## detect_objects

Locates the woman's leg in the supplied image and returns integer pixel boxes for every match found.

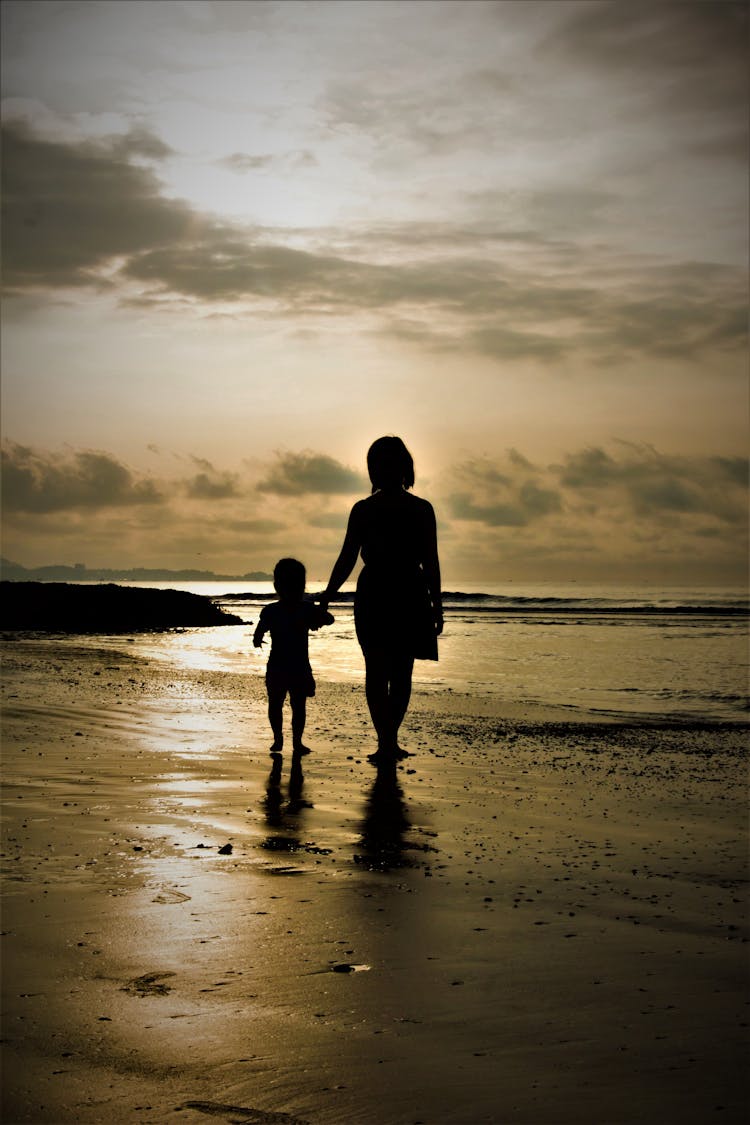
[364,649,394,751]
[388,655,414,746]
[364,650,414,754]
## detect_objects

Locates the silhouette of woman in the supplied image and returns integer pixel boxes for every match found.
[318,436,443,763]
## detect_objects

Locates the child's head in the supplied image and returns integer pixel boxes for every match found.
[273,557,306,600]
[367,435,415,492]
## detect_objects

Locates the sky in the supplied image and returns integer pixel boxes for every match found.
[1,0,748,585]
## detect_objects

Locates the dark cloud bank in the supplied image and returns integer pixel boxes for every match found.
[2,440,746,582]
[256,451,367,497]
[0,442,367,514]
[3,440,746,532]
[1,442,163,513]
[2,118,746,365]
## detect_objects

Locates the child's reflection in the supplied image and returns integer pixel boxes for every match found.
[261,750,309,851]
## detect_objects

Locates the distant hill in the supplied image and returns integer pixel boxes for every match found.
[1,581,245,633]
[0,558,272,583]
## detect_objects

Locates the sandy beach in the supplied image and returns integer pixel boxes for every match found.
[1,636,747,1124]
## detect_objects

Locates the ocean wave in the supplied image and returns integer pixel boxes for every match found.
[442,592,749,615]
[216,589,748,618]
[445,605,748,617]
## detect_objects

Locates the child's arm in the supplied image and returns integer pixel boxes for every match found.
[253,607,269,648]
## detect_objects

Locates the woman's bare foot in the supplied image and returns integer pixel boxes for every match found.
[269,740,283,756]
[368,749,397,766]
[292,742,311,756]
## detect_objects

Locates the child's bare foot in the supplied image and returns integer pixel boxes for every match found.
[292,743,311,756]
[269,740,283,756]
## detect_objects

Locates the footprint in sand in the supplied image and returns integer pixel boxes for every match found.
[151,886,191,904]
[181,1102,310,1124]
[121,971,175,997]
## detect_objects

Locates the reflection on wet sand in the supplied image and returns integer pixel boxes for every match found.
[259,752,313,860]
[355,757,414,872]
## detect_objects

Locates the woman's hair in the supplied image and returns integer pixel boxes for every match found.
[367,435,415,492]
[273,557,306,597]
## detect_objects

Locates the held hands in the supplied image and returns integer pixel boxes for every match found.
[313,589,442,634]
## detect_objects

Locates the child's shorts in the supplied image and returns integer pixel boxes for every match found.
[266,664,316,699]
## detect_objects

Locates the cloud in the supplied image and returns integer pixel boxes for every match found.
[448,492,530,528]
[453,460,513,489]
[123,237,357,302]
[184,457,241,500]
[320,73,508,159]
[110,126,174,162]
[542,1,749,126]
[520,481,564,518]
[220,152,275,172]
[583,296,747,361]
[441,444,749,539]
[1,119,194,290]
[219,150,318,173]
[508,448,536,471]
[470,324,567,363]
[257,451,367,496]
[631,477,701,515]
[712,456,748,487]
[1,442,163,513]
[555,444,749,523]
[447,456,562,527]
[556,447,621,488]
[122,240,749,363]
[309,512,350,530]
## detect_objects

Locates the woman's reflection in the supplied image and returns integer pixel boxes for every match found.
[356,757,413,872]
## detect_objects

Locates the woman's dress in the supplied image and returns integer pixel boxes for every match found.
[353,492,438,661]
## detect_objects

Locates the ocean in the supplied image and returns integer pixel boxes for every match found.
[91,581,748,722]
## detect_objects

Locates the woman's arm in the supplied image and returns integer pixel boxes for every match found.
[421,501,443,635]
[308,605,335,630]
[318,504,362,608]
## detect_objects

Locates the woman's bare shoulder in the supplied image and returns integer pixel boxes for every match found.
[347,496,371,528]
[355,490,434,520]
[407,492,435,516]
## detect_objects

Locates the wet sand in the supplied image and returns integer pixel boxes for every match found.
[1,637,748,1124]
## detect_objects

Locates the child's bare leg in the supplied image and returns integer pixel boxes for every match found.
[267,685,285,753]
[290,692,310,754]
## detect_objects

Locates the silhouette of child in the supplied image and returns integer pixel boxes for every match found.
[253,558,334,757]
